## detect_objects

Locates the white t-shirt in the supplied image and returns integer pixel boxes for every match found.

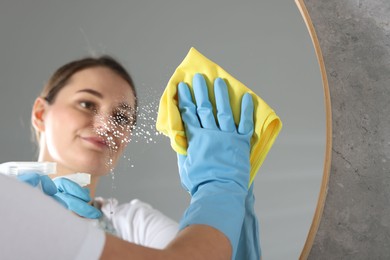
[0,174,105,260]
[92,197,179,249]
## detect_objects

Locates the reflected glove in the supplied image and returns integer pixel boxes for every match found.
[53,178,102,219]
[16,173,67,208]
[235,184,261,260]
[177,73,254,258]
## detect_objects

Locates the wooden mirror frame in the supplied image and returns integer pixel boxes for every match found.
[294,0,332,258]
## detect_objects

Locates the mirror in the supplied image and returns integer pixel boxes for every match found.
[0,0,330,258]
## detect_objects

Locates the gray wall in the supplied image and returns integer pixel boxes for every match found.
[304,0,390,259]
[0,1,326,259]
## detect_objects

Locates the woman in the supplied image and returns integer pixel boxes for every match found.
[23,55,256,259]
[31,56,179,248]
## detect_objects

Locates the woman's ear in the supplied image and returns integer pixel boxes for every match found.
[31,97,48,132]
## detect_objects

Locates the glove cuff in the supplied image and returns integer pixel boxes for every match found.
[179,182,247,258]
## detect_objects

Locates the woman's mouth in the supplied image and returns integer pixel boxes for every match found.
[81,136,109,149]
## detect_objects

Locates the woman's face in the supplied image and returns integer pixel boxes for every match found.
[37,66,136,176]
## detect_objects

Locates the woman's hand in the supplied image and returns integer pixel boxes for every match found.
[16,173,68,208]
[53,178,102,219]
[176,73,254,258]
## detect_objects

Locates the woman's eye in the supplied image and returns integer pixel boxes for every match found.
[80,101,96,112]
[114,113,130,126]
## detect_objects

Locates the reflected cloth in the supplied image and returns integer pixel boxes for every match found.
[156,47,282,186]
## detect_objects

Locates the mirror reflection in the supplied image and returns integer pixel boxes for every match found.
[0,1,326,259]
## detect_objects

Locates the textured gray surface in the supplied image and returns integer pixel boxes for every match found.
[305,0,390,258]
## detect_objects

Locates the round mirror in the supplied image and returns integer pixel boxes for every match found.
[0,0,329,258]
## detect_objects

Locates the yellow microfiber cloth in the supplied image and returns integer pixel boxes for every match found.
[156,47,282,186]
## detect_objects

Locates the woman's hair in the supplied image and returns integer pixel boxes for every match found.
[33,55,138,142]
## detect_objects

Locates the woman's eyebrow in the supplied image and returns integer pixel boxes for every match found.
[76,88,103,98]
[117,103,135,112]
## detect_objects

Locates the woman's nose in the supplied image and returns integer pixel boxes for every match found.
[93,113,114,134]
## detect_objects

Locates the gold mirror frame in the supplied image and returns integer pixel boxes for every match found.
[295,0,332,259]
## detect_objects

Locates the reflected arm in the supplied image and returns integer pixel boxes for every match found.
[101,225,231,260]
[2,174,231,259]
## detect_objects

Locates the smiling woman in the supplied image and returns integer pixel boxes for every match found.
[30,56,181,247]
[32,66,136,174]
[0,0,329,259]
[32,60,137,180]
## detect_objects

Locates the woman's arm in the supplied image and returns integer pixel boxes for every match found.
[101,225,231,260]
[1,174,231,259]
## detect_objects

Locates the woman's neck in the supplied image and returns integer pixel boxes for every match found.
[88,176,99,198]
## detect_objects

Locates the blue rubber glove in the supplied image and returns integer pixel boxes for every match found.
[235,184,261,260]
[177,73,254,258]
[53,178,102,219]
[16,173,67,208]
